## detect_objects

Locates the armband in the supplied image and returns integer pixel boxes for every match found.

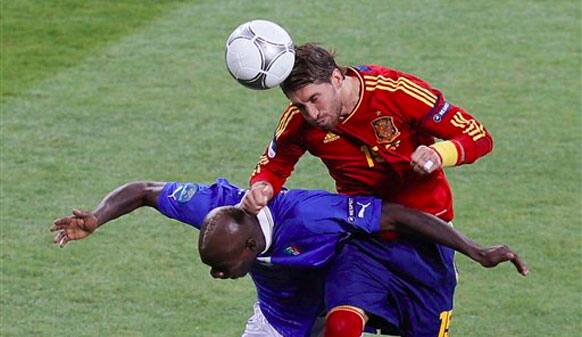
[430,141,460,167]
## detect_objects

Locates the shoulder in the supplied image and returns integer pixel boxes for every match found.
[274,104,307,139]
[351,64,401,79]
[354,64,429,83]
[161,178,244,207]
[352,65,432,93]
[157,178,246,228]
[354,65,439,108]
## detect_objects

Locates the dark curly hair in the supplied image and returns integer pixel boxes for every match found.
[280,43,346,95]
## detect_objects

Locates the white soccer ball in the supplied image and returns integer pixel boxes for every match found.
[225,20,295,90]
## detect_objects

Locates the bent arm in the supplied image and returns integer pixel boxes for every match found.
[380,203,528,276]
[92,181,165,228]
[51,181,166,246]
[380,203,480,256]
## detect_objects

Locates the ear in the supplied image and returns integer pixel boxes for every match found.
[246,238,259,252]
[331,68,344,89]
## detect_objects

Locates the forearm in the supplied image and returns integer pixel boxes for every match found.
[92,181,162,227]
[424,103,494,167]
[380,203,483,260]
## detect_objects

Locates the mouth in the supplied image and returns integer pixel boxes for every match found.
[317,121,334,131]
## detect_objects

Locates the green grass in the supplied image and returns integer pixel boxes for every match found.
[1,0,580,336]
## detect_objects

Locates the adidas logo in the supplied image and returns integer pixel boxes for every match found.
[323,132,340,143]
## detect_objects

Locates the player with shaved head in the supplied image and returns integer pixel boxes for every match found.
[52,178,527,337]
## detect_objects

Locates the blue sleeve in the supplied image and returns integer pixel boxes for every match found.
[157,178,246,229]
[272,190,382,234]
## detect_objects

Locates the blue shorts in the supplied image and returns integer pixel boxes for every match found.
[325,236,457,337]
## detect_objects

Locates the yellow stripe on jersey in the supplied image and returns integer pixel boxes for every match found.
[275,106,300,139]
[364,76,436,105]
[450,112,487,141]
[370,76,437,104]
[363,75,437,107]
[366,82,435,107]
[274,105,294,136]
[251,154,270,176]
[452,112,470,124]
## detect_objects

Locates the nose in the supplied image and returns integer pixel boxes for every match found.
[210,268,227,279]
[305,104,319,120]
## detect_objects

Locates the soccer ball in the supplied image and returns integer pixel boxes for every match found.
[225,20,295,90]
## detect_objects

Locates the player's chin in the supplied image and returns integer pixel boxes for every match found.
[230,271,250,279]
[316,121,335,131]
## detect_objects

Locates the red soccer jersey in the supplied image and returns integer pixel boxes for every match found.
[250,65,494,221]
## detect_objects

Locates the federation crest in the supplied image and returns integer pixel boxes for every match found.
[284,246,302,256]
[371,115,400,144]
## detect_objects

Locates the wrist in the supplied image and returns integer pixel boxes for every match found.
[92,211,106,229]
[252,181,272,189]
[254,181,274,195]
[466,245,485,263]
[429,141,460,167]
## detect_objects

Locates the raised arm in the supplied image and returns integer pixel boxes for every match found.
[50,181,165,247]
[243,105,307,215]
[380,203,528,276]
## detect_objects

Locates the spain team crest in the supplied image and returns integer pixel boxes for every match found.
[371,116,400,144]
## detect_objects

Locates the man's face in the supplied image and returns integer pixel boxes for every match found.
[207,246,256,280]
[287,70,343,131]
[199,207,262,280]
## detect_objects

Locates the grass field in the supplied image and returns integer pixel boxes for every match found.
[1,1,580,336]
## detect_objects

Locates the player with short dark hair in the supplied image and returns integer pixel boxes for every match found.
[244,44,494,220]
[242,43,497,336]
[280,43,346,95]
[51,179,527,337]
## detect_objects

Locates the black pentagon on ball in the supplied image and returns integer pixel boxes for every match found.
[238,73,268,90]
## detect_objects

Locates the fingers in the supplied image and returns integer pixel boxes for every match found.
[50,216,74,231]
[482,245,529,277]
[50,211,89,247]
[510,252,529,276]
[50,209,88,231]
[253,183,273,205]
[261,185,273,202]
[52,230,70,248]
[240,191,257,215]
[240,183,274,215]
[410,145,441,175]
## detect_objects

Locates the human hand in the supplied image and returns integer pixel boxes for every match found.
[240,182,274,215]
[411,145,442,175]
[50,209,98,247]
[474,245,529,276]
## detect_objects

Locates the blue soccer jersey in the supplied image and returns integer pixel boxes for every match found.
[254,189,381,267]
[157,178,246,228]
[157,178,383,337]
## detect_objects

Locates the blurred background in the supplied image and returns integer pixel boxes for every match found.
[1,1,580,336]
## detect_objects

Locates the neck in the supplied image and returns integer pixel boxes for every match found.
[340,75,360,118]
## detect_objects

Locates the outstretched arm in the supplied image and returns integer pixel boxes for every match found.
[50,181,165,247]
[380,203,528,276]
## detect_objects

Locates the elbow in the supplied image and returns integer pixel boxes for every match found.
[380,203,408,232]
[123,181,161,208]
[486,133,494,155]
